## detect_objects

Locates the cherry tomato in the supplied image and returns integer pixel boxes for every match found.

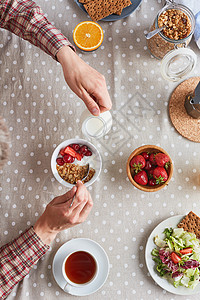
[171,252,181,264]
[179,248,193,255]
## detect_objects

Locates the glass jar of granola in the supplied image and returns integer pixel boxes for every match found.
[147,2,197,81]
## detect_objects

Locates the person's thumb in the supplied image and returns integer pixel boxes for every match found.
[81,90,100,116]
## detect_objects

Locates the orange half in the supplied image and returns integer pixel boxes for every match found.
[73,21,104,51]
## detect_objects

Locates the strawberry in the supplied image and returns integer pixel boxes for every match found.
[64,146,77,157]
[59,148,65,156]
[75,152,83,161]
[153,167,168,184]
[130,155,146,173]
[64,146,83,161]
[134,170,148,186]
[149,153,157,165]
[155,153,170,167]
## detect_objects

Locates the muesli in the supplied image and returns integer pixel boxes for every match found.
[147,8,192,59]
[56,163,95,184]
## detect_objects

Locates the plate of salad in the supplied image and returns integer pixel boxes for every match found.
[145,215,200,295]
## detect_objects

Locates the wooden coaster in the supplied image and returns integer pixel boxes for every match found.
[169,77,200,143]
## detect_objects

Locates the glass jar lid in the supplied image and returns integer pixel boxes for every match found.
[160,48,197,81]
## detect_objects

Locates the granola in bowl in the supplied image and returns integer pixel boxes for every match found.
[56,163,95,184]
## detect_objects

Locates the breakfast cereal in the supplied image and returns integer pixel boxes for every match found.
[147,8,193,59]
[56,163,95,184]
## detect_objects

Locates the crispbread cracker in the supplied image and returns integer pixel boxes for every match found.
[177,211,200,238]
[115,7,123,15]
[78,0,92,4]
[84,0,131,21]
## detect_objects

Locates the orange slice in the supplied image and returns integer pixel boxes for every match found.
[73,21,104,51]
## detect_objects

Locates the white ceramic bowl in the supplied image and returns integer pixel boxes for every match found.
[51,138,102,188]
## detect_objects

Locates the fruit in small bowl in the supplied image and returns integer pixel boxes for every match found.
[126,145,173,192]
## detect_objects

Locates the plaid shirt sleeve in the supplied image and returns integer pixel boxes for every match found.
[0,0,75,60]
[0,227,50,300]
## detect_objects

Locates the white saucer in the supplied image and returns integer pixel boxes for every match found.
[52,238,109,296]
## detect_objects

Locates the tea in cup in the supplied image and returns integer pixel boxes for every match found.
[62,250,98,292]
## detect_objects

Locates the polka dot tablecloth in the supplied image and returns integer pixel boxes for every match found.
[1,0,200,299]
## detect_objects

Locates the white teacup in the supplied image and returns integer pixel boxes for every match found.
[62,250,98,293]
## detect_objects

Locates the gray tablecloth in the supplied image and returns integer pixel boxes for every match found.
[1,0,200,299]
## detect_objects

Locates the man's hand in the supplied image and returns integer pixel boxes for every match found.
[34,181,93,244]
[56,46,112,116]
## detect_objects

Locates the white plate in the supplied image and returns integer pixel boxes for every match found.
[145,215,200,295]
[51,138,102,188]
[52,238,109,296]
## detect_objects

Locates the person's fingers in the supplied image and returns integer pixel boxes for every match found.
[81,88,100,116]
[69,181,88,210]
[90,76,112,111]
[72,196,89,216]
[78,196,93,221]
[50,186,77,205]
[74,183,92,211]
[71,190,92,218]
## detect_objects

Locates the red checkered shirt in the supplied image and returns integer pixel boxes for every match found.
[0,1,74,298]
[0,0,74,59]
[0,227,50,299]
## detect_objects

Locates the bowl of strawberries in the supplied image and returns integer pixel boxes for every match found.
[51,138,102,188]
[126,145,173,192]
